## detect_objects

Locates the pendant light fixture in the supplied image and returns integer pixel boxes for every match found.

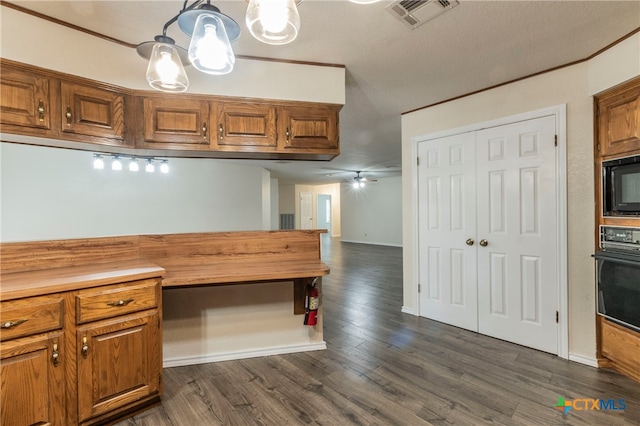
[136,1,240,91]
[246,0,301,45]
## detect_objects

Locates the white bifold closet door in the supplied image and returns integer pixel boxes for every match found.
[418,115,558,354]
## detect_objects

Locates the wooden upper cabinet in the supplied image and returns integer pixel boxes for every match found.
[279,105,339,151]
[597,77,640,158]
[60,82,125,141]
[214,102,277,149]
[0,66,51,132]
[142,97,211,148]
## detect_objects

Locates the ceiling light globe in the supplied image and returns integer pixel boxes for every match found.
[246,0,300,45]
[146,42,189,92]
[93,155,105,170]
[188,13,235,75]
[111,157,123,171]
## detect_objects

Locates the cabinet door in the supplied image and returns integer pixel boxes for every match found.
[76,310,161,423]
[142,97,210,147]
[60,82,125,141]
[0,66,51,130]
[214,102,277,149]
[598,78,640,157]
[279,105,339,151]
[0,332,65,426]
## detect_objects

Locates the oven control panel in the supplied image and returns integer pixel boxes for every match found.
[600,226,640,250]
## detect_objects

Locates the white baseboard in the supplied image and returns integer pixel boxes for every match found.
[163,341,327,368]
[401,306,416,315]
[568,352,598,368]
[340,239,402,248]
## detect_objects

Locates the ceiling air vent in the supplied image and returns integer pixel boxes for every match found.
[387,0,459,30]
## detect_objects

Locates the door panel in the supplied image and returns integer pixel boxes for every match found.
[418,132,478,331]
[300,192,314,229]
[476,115,558,354]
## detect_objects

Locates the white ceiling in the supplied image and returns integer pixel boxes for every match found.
[7,0,640,184]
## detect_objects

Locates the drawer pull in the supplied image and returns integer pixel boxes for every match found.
[81,336,88,358]
[65,106,72,126]
[52,343,59,366]
[106,298,134,307]
[37,99,45,121]
[1,319,28,329]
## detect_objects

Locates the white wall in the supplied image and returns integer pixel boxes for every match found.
[0,143,265,241]
[341,176,402,246]
[401,33,640,362]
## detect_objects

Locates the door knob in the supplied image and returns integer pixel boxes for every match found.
[479,239,488,247]
[465,239,474,246]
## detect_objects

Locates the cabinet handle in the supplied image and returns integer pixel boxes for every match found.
[37,99,45,122]
[65,106,72,126]
[52,343,59,367]
[81,336,88,358]
[202,122,207,138]
[286,127,290,141]
[219,123,223,140]
[1,319,28,329]
[106,298,134,307]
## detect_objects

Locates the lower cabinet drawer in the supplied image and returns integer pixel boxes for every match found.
[76,278,159,324]
[0,295,64,341]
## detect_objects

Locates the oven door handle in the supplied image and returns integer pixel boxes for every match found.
[592,251,640,266]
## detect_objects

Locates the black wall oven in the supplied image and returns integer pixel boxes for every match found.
[594,226,640,332]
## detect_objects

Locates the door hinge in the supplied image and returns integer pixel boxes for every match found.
[556,311,559,323]
[554,135,558,147]
[418,283,421,293]
[417,157,420,166]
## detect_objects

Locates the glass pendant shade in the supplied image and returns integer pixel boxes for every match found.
[188,13,235,75]
[246,0,300,45]
[146,42,189,92]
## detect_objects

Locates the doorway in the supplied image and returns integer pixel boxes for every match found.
[317,194,332,234]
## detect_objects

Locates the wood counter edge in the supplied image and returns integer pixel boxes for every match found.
[0,258,165,301]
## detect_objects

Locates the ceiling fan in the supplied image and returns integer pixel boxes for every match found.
[351,171,377,188]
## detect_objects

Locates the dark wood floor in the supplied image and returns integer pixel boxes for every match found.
[116,237,640,425]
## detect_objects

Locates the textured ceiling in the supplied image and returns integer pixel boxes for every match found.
[5,0,640,184]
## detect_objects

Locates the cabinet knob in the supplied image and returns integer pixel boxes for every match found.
[1,319,28,329]
[106,298,134,307]
[65,106,72,126]
[81,336,89,357]
[52,343,59,367]
[37,99,45,122]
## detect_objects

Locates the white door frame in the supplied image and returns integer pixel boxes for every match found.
[411,104,568,359]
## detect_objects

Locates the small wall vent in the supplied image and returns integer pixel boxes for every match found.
[387,0,459,30]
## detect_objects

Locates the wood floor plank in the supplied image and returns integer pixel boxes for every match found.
[116,238,640,425]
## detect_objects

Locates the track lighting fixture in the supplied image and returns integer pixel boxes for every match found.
[92,154,169,175]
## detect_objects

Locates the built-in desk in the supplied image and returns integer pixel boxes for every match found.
[0,230,329,425]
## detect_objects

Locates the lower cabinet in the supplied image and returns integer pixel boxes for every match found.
[0,332,66,426]
[77,310,161,423]
[0,276,163,425]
